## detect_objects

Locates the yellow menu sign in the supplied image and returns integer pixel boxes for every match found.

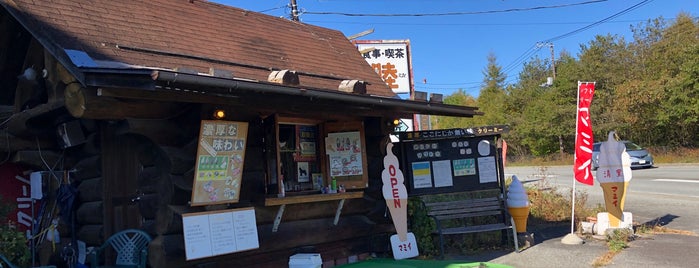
[191,120,248,206]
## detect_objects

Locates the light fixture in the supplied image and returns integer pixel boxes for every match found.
[387,118,400,127]
[213,109,226,119]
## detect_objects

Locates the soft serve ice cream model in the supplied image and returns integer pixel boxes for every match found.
[506,175,530,233]
[382,142,418,259]
[596,131,632,230]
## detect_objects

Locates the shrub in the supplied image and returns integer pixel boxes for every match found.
[0,195,31,267]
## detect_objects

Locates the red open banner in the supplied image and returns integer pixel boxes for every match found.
[574,82,595,185]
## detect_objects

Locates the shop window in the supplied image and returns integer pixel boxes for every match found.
[263,115,368,197]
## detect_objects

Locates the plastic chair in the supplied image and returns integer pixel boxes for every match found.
[0,254,17,268]
[90,229,152,268]
[0,253,56,268]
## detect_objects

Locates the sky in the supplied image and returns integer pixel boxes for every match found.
[211,0,696,98]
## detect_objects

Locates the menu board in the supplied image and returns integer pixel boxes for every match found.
[182,207,259,260]
[398,133,503,196]
[191,120,248,206]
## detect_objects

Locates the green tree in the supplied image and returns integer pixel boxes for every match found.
[644,14,699,146]
[505,56,551,156]
[615,13,699,146]
[432,89,477,129]
[577,33,635,143]
[435,12,699,158]
[475,53,508,127]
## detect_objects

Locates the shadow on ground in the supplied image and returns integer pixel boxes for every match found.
[442,221,571,262]
[640,214,679,228]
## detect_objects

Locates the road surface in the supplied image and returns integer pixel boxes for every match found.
[505,164,699,233]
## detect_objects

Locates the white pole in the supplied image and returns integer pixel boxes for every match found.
[562,82,584,244]
[570,81,581,235]
[570,175,577,233]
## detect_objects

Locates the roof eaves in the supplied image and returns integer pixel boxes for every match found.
[150,70,481,118]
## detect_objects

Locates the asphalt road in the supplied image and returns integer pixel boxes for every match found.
[504,164,699,233]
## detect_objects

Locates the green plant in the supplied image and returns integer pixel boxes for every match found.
[606,228,633,252]
[408,197,437,257]
[0,195,31,267]
[526,166,604,224]
[410,191,511,256]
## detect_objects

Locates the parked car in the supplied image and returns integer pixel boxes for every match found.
[591,140,654,170]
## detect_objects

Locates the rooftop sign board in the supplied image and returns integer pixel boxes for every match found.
[355,40,412,94]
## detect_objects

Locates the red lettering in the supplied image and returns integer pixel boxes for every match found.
[387,164,402,207]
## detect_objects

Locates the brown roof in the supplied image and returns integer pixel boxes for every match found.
[2,0,395,97]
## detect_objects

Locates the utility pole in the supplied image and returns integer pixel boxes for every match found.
[549,43,556,79]
[290,0,300,21]
[548,43,565,155]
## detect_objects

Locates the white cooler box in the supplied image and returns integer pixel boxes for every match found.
[288,253,322,268]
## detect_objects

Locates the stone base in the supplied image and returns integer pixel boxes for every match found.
[595,212,633,235]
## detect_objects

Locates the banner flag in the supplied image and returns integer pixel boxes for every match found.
[574,82,595,185]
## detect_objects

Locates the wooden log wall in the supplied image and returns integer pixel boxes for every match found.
[4,33,398,267]
[10,97,397,267]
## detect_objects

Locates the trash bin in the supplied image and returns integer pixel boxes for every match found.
[288,253,322,268]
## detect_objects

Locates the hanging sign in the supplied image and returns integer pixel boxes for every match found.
[191,120,248,206]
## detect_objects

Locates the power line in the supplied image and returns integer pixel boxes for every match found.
[256,4,289,14]
[304,18,668,27]
[541,0,655,43]
[501,44,541,76]
[303,0,608,17]
[498,0,656,85]
[426,0,657,88]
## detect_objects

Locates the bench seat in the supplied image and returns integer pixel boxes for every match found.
[424,196,519,257]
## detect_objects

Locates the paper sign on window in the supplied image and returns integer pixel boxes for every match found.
[325,131,363,177]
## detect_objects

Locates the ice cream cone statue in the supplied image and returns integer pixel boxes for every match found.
[382,142,418,259]
[596,131,632,228]
[506,175,530,233]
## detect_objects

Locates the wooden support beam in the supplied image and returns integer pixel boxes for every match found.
[0,129,56,151]
[11,150,62,169]
[97,87,241,105]
[5,97,65,137]
[64,84,186,119]
[111,118,196,147]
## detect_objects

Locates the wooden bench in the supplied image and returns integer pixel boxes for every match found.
[424,196,519,257]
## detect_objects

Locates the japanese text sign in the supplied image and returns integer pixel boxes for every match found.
[356,41,411,94]
[191,120,248,206]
